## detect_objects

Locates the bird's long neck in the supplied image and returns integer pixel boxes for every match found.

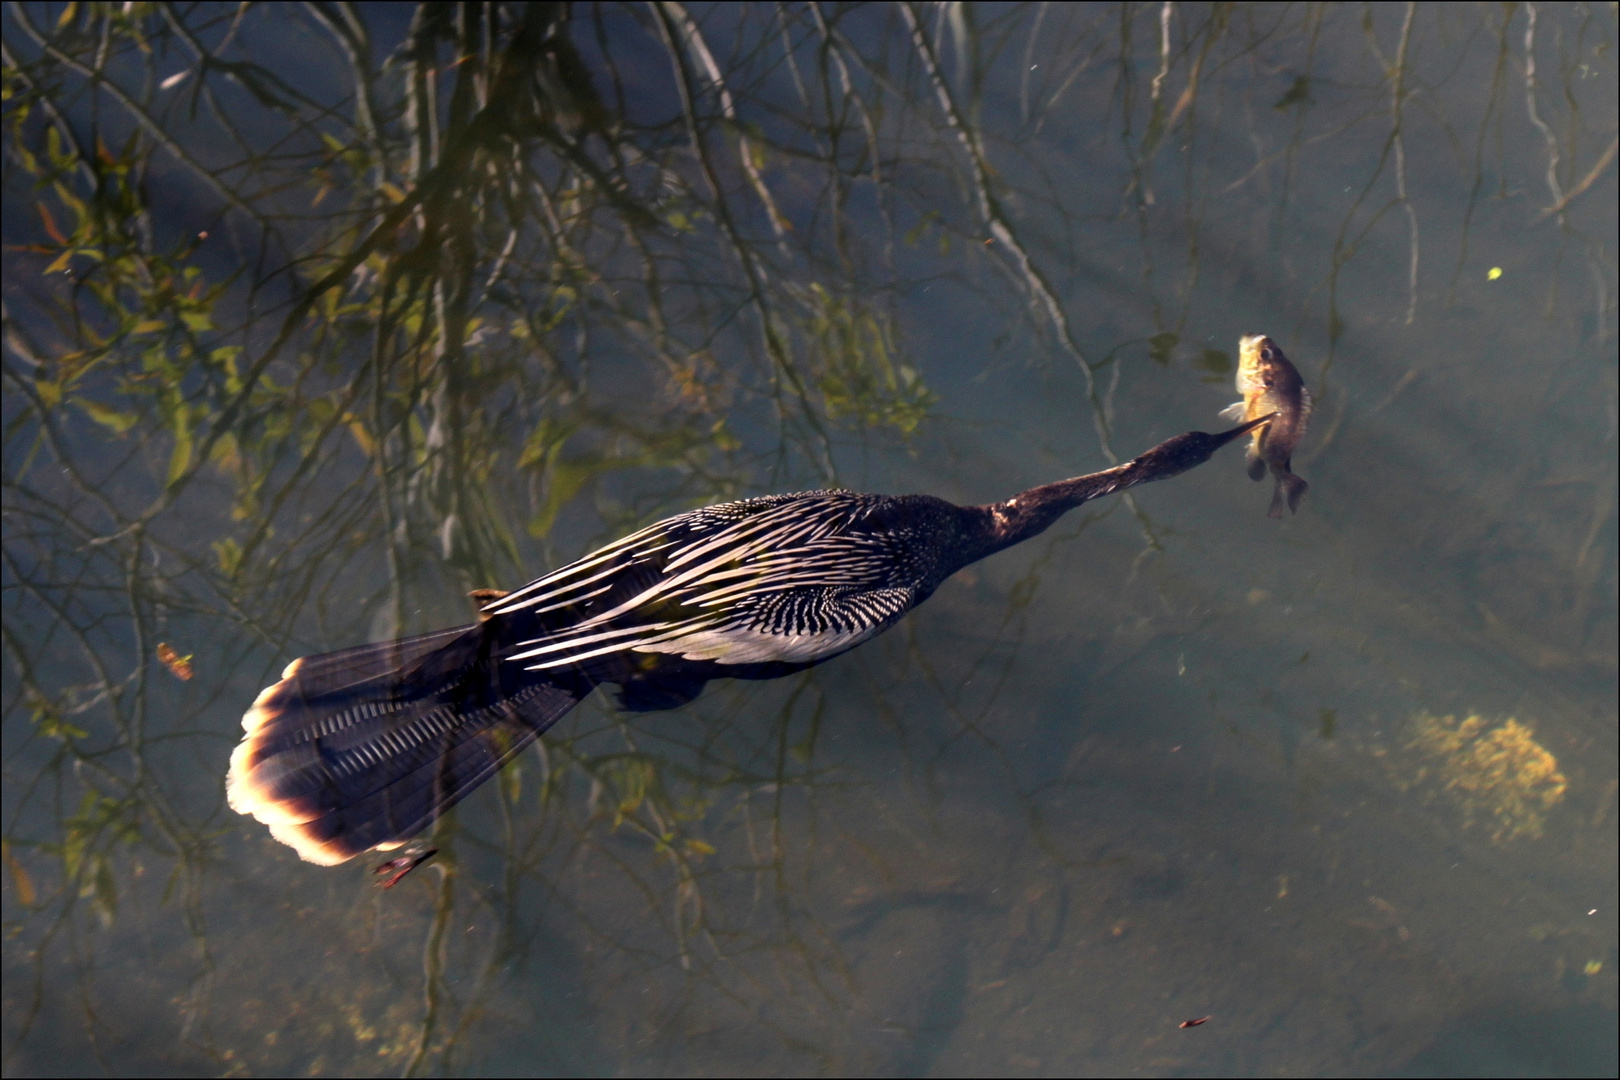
[966,460,1139,561]
[951,416,1271,569]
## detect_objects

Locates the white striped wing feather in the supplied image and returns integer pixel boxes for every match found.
[489,493,927,669]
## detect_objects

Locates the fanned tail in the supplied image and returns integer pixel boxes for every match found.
[1268,469,1309,518]
[227,626,586,865]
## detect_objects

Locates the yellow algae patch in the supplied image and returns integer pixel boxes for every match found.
[1399,713,1567,842]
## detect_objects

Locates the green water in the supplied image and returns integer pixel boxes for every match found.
[3,3,1615,1076]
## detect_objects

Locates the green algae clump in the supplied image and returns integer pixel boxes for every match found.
[1401,713,1568,843]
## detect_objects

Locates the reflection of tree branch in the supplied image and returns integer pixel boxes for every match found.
[402,863,456,1079]
[302,1,390,173]
[1390,2,1419,324]
[6,4,265,226]
[1361,2,1422,325]
[0,40,98,192]
[900,3,1118,460]
[1536,135,1618,222]
[1522,4,1566,221]
[900,1,1167,546]
[156,2,264,164]
[0,345,129,535]
[1448,6,1513,302]
[651,0,838,481]
[662,2,791,255]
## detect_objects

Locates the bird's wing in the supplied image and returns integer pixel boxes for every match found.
[491,492,920,670]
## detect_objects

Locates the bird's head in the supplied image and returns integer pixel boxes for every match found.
[1125,413,1275,485]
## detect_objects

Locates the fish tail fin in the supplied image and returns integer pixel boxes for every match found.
[1284,472,1309,513]
[227,627,585,865]
[1268,470,1309,518]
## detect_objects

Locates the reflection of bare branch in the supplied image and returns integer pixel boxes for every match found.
[900,2,1119,462]
[6,4,264,225]
[1523,4,1566,219]
[1391,2,1419,325]
[651,0,838,480]
[402,865,456,1079]
[662,2,791,254]
[1019,1,1049,127]
[302,1,389,172]
[1360,2,1422,325]
[1448,5,1513,302]
[1536,135,1619,221]
[1150,2,1174,110]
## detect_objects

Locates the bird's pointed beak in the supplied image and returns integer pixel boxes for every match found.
[1117,411,1282,488]
[1209,412,1275,448]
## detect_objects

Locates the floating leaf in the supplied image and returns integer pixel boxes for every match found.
[1148,332,1179,366]
[1192,348,1232,383]
[166,409,194,487]
[343,413,374,456]
[1,840,36,907]
[156,642,194,681]
[1273,74,1313,110]
[37,201,67,244]
[84,853,117,929]
[77,398,138,434]
[212,537,243,577]
[24,689,86,741]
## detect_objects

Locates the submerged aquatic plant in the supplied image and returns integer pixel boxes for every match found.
[1400,713,1569,843]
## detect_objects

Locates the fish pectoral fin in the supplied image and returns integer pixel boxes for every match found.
[1246,447,1268,482]
[1218,401,1247,422]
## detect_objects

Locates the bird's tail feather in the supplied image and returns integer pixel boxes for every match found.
[227,628,584,865]
[270,626,472,695]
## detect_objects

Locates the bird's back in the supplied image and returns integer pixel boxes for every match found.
[486,489,979,677]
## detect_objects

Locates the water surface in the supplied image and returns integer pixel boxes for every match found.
[2,3,1615,1076]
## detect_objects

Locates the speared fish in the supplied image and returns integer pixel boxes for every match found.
[1219,334,1312,517]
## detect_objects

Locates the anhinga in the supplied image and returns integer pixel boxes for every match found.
[228,416,1270,866]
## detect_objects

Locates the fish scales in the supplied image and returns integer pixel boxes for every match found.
[1219,334,1312,517]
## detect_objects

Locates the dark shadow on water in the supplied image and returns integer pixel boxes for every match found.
[1392,1005,1619,1079]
